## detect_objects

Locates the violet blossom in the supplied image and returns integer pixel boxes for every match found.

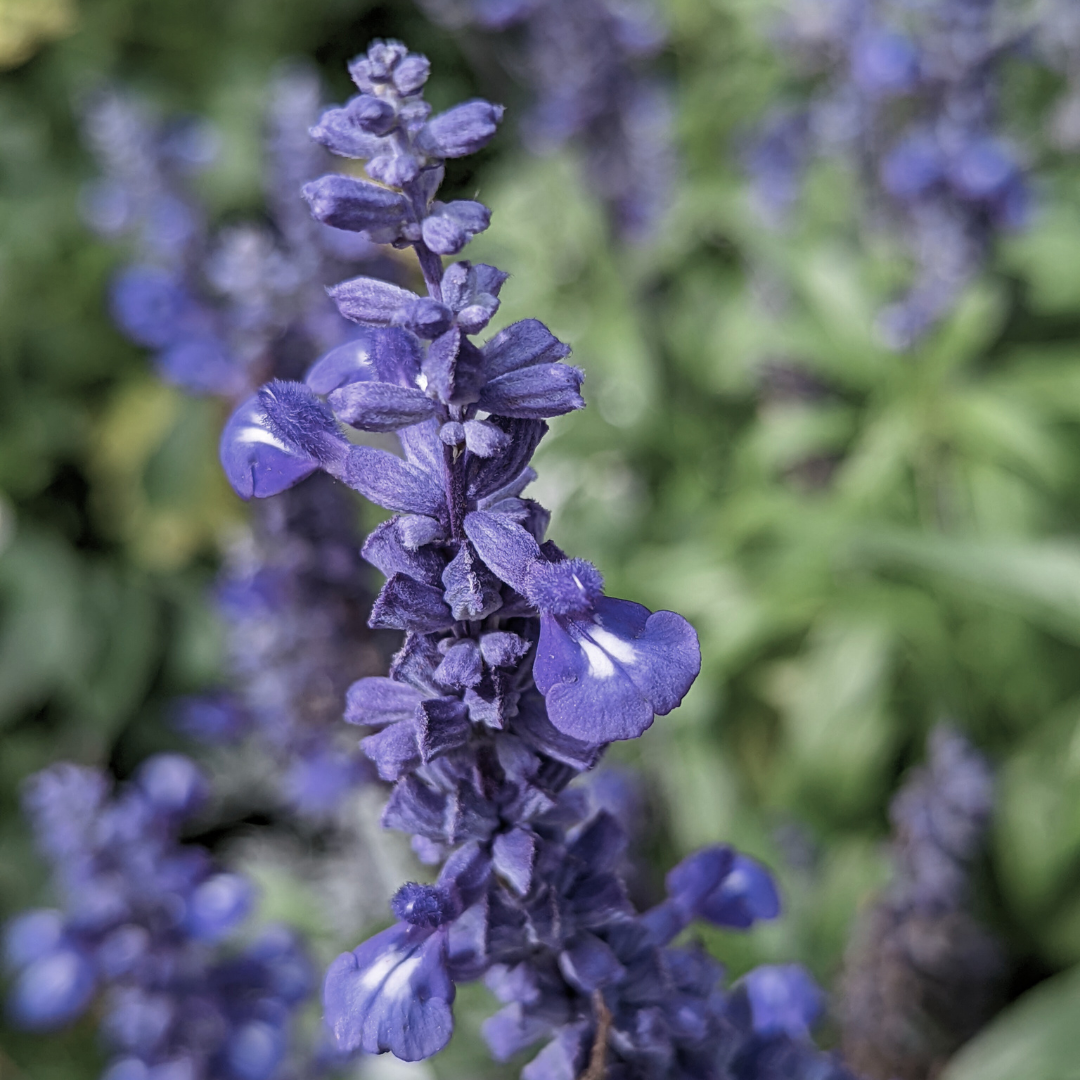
[3,757,313,1080]
[419,0,673,241]
[83,70,392,816]
[217,40,854,1077]
[839,726,1006,1079]
[750,0,1032,347]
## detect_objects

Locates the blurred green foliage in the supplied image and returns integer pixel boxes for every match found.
[7,0,1080,1075]
[470,0,1080,1035]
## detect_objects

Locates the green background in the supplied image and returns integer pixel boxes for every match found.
[7,1,1080,1077]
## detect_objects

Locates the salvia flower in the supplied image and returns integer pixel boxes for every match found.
[752,0,1031,347]
[419,0,673,240]
[216,41,854,1078]
[839,725,1006,1079]
[84,71,391,815]
[3,758,313,1080]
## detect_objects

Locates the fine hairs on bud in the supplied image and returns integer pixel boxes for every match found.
[258,379,344,463]
[524,557,604,615]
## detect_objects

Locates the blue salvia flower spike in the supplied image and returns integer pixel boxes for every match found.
[4,758,313,1080]
[216,41,857,1078]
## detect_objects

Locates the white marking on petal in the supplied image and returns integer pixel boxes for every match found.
[579,639,616,679]
[235,425,290,452]
[356,947,409,996]
[724,867,748,892]
[381,954,424,1000]
[587,626,639,666]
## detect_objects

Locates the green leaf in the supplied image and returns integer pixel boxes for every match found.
[941,964,1080,1080]
[855,531,1080,643]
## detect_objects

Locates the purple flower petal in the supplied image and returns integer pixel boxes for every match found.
[568,812,627,873]
[369,327,424,386]
[740,964,823,1039]
[395,296,454,338]
[442,542,504,621]
[8,948,96,1030]
[347,93,398,136]
[434,640,484,689]
[3,911,64,970]
[483,1003,552,1061]
[481,319,570,379]
[219,394,320,500]
[480,631,530,669]
[184,873,253,941]
[421,200,492,255]
[463,419,511,457]
[397,415,443,474]
[135,754,207,818]
[362,720,425,781]
[323,923,455,1060]
[305,335,377,394]
[362,697,469,779]
[665,846,735,920]
[424,327,486,406]
[463,510,543,595]
[362,518,446,585]
[369,573,456,632]
[533,597,700,743]
[367,150,421,187]
[511,691,603,769]
[393,54,431,94]
[493,828,537,896]
[558,932,625,994]
[310,106,388,159]
[696,853,780,929]
[157,335,241,396]
[226,1020,285,1080]
[398,513,446,549]
[109,265,196,349]
[437,841,493,910]
[521,1022,591,1080]
[467,418,548,501]
[383,776,447,838]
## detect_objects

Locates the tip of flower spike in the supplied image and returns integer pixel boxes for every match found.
[349,41,430,96]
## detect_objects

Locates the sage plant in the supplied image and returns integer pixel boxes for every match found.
[219,41,854,1078]
[83,72,390,814]
[839,726,1005,1079]
[749,0,1030,347]
[4,757,312,1080]
[420,0,672,241]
